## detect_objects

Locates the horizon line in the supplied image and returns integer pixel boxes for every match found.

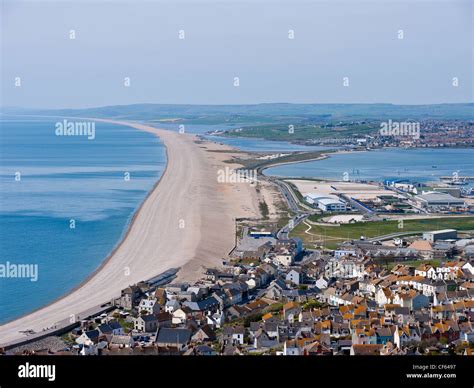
[2,101,474,111]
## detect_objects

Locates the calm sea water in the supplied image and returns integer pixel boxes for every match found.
[265,148,474,188]
[0,117,165,323]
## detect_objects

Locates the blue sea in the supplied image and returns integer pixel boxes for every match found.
[265,148,474,188]
[0,117,166,323]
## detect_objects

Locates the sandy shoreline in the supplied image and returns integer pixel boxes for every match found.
[259,148,369,178]
[0,120,266,347]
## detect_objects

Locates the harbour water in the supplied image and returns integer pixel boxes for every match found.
[265,148,474,188]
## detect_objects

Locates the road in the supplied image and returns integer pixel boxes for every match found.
[277,213,308,240]
[339,193,377,219]
[270,178,300,213]
[262,176,316,240]
[264,177,308,239]
[366,230,424,242]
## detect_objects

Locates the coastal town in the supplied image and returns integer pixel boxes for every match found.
[6,226,472,356]
[218,119,474,149]
[4,162,473,357]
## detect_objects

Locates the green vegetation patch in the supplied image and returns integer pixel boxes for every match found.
[291,216,474,248]
[224,122,380,142]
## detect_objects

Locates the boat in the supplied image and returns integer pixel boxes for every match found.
[448,180,468,186]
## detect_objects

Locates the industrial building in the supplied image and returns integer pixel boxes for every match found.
[415,192,465,208]
[423,229,458,243]
[304,193,346,212]
[432,187,462,198]
[304,193,328,205]
[318,198,347,212]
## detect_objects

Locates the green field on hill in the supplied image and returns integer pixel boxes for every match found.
[223,122,379,142]
[290,216,474,249]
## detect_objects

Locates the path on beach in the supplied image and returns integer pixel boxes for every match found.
[0,120,260,347]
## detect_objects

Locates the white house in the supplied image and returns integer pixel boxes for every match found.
[207,310,225,328]
[434,261,466,280]
[286,269,301,285]
[414,264,435,278]
[232,327,245,345]
[412,279,446,296]
[223,326,245,345]
[316,275,329,290]
[375,288,393,306]
[273,253,294,267]
[138,298,160,315]
[172,308,189,325]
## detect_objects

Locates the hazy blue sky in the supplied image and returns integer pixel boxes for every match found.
[1,0,472,108]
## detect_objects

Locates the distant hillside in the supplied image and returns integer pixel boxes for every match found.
[2,103,474,121]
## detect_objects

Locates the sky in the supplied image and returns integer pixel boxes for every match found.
[1,0,473,108]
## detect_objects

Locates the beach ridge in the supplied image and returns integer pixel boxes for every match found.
[0,119,260,347]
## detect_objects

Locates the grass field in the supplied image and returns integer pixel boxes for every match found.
[383,259,442,270]
[291,216,474,249]
[224,121,380,142]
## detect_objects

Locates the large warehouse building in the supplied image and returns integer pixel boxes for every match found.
[415,192,466,208]
[423,229,458,243]
[305,193,346,212]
